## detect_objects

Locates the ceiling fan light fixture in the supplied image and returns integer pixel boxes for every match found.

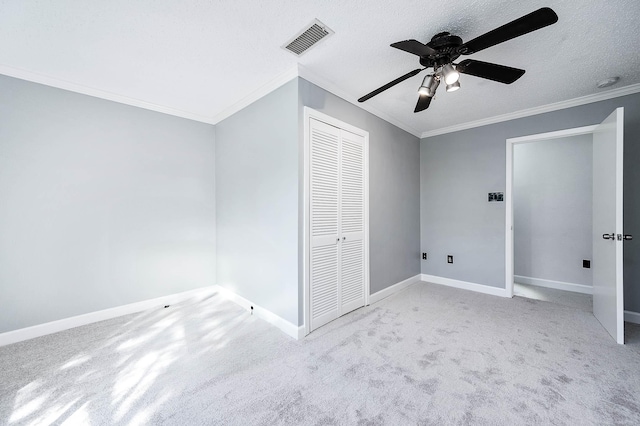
[418,75,431,96]
[358,7,559,113]
[442,63,460,85]
[446,81,461,92]
[430,78,440,96]
[418,75,439,97]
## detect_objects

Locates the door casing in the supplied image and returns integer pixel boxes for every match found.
[505,124,598,298]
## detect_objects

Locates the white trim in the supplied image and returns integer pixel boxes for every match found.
[303,107,370,337]
[505,136,514,298]
[625,310,640,325]
[363,122,371,309]
[421,274,509,298]
[214,286,303,340]
[420,83,640,138]
[210,66,299,124]
[303,107,311,337]
[306,108,370,139]
[507,125,598,144]
[0,286,216,347]
[505,125,597,299]
[298,65,422,138]
[514,275,593,295]
[0,64,217,124]
[5,62,640,138]
[369,274,421,305]
[1,62,418,137]
[614,107,625,345]
[0,64,298,126]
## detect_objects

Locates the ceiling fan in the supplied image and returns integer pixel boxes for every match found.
[358,7,558,112]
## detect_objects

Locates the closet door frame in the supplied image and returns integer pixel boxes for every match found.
[303,107,369,337]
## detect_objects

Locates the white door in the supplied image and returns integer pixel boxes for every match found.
[309,118,340,330]
[339,129,366,314]
[308,118,367,332]
[592,107,624,344]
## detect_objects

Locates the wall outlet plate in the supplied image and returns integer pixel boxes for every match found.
[422,253,427,260]
[583,259,591,268]
[447,255,453,264]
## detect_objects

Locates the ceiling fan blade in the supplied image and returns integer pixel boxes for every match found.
[458,7,558,55]
[414,95,432,113]
[391,39,437,57]
[457,59,525,84]
[358,68,423,102]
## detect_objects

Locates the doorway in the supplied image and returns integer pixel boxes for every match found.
[505,108,626,344]
[511,132,594,312]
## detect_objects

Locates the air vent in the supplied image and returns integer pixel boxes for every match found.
[282,19,334,56]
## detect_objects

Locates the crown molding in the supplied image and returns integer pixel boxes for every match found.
[209,66,299,124]
[8,61,634,140]
[0,64,217,124]
[297,65,421,138]
[209,63,423,137]
[420,83,640,139]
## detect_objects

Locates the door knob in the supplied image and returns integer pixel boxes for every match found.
[602,233,615,240]
[624,234,633,241]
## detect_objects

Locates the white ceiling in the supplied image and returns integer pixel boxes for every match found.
[1,0,639,136]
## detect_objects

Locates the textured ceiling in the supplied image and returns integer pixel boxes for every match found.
[1,0,639,136]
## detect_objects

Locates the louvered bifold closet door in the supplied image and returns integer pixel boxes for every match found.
[339,129,365,315]
[309,119,340,331]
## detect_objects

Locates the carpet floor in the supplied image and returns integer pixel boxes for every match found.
[513,283,593,312]
[1,281,639,425]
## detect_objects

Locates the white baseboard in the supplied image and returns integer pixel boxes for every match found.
[369,274,422,305]
[214,285,303,340]
[0,286,217,347]
[514,275,593,295]
[421,274,509,298]
[625,310,640,325]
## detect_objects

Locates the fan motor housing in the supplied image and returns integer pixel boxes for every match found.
[419,32,463,67]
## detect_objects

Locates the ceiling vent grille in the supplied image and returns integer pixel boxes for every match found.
[282,19,334,56]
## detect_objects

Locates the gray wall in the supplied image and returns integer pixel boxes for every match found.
[513,135,593,286]
[217,77,421,327]
[0,75,216,333]
[299,78,421,311]
[420,92,640,312]
[216,79,300,325]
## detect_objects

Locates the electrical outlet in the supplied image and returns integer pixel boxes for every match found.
[583,260,591,268]
[422,253,427,260]
[488,192,504,202]
[447,255,453,264]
